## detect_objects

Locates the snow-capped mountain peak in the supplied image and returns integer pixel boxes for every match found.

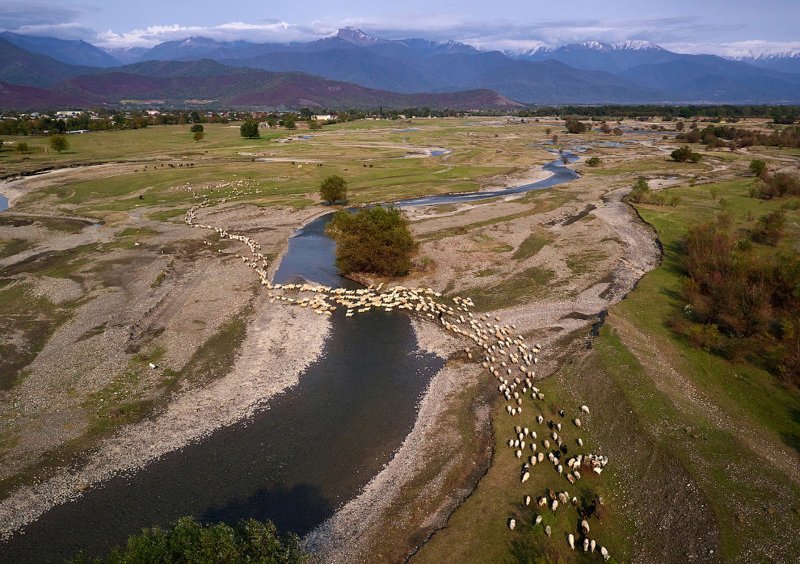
[612,40,662,51]
[335,27,380,46]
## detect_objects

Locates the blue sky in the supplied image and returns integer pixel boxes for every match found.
[1,0,798,56]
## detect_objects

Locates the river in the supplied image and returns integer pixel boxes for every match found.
[0,152,578,562]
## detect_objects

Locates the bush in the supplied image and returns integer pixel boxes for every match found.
[749,159,767,177]
[670,145,701,162]
[240,121,260,139]
[319,175,348,204]
[193,131,204,142]
[16,141,28,154]
[564,119,587,134]
[751,209,786,246]
[69,516,306,563]
[676,215,800,383]
[752,172,800,199]
[586,157,601,167]
[326,206,417,276]
[190,124,204,133]
[628,177,651,203]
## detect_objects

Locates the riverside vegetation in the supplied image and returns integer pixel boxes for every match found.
[0,115,798,562]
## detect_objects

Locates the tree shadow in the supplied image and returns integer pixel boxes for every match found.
[200,482,334,536]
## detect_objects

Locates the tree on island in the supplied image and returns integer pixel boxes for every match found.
[240,121,260,139]
[319,175,348,204]
[326,206,417,276]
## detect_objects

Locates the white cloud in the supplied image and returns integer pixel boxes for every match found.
[663,40,800,58]
[95,20,329,49]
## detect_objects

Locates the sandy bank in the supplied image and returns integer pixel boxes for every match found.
[0,299,330,539]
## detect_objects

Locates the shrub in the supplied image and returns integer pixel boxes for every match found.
[564,119,587,134]
[193,131,204,142]
[749,159,767,177]
[190,124,204,133]
[751,209,786,246]
[16,141,28,154]
[326,206,417,276]
[628,177,651,203]
[319,175,348,205]
[68,516,306,563]
[670,145,701,163]
[676,215,800,383]
[751,172,800,199]
[586,157,601,167]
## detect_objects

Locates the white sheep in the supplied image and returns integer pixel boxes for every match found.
[581,520,590,536]
[524,495,531,506]
[601,546,610,561]
[535,514,542,525]
[509,518,516,530]
[574,418,582,428]
[551,499,559,512]
[568,533,575,550]
[581,405,590,414]
[521,471,530,483]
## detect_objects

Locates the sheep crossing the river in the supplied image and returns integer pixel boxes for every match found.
[187,191,613,560]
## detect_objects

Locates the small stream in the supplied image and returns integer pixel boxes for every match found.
[0,152,579,562]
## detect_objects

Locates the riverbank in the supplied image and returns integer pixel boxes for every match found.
[0,299,330,539]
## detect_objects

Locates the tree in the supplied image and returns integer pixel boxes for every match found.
[564,119,587,134]
[319,175,348,204]
[50,135,69,153]
[599,121,611,134]
[68,516,306,563]
[675,121,685,131]
[308,120,322,130]
[586,157,601,167]
[16,141,28,154]
[326,206,417,276]
[193,131,204,142]
[240,121,260,139]
[283,115,297,130]
[190,124,204,134]
[671,145,701,163]
[749,159,767,177]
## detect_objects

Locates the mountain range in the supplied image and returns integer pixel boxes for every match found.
[1,27,800,109]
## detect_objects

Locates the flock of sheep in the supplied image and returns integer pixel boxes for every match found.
[184,188,613,560]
